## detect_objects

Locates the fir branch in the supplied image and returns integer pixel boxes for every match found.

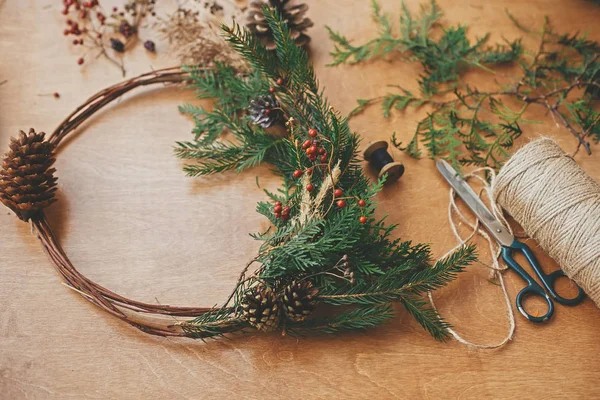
[178,9,476,341]
[400,294,450,341]
[286,304,395,336]
[180,309,247,340]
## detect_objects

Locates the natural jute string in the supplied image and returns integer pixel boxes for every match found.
[493,138,600,307]
[429,167,516,349]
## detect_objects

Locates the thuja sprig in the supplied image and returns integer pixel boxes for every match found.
[176,6,476,341]
[327,0,600,170]
[327,0,522,97]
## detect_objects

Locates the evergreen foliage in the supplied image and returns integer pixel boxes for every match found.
[328,0,600,170]
[177,7,476,341]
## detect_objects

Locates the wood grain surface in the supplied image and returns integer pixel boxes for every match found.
[1,0,600,399]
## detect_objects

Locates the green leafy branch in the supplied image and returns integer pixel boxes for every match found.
[328,0,600,170]
[176,6,476,341]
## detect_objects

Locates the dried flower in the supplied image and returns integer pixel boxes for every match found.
[156,1,248,71]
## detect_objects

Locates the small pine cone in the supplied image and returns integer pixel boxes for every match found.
[242,284,281,331]
[246,0,313,51]
[0,129,58,221]
[248,94,283,129]
[283,280,318,322]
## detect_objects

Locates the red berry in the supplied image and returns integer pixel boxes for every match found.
[358,199,366,207]
[334,189,343,197]
[53,92,60,99]
[275,201,282,207]
[293,169,303,178]
[309,155,317,162]
[307,145,318,155]
[281,214,289,222]
[306,168,313,175]
[336,199,347,208]
[97,33,102,38]
[282,206,290,216]
[359,216,367,224]
[308,128,317,137]
[320,154,328,163]
[265,109,271,116]
[79,10,86,18]
[77,57,84,65]
[274,205,282,213]
[62,8,68,14]
[269,87,275,93]
[306,183,314,192]
[72,39,79,44]
[113,6,118,12]
[318,147,326,155]
[302,139,311,149]
[276,78,284,85]
[63,29,69,35]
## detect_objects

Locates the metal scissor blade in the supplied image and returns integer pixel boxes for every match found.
[435,160,515,247]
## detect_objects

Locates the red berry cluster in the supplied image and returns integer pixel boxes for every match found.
[292,168,316,193]
[62,0,100,18]
[63,19,86,37]
[333,188,369,223]
[358,199,367,224]
[273,201,291,222]
[301,128,329,163]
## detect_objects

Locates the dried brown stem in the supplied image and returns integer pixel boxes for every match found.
[31,67,245,337]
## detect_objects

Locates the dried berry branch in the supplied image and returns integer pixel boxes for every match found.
[61,0,158,75]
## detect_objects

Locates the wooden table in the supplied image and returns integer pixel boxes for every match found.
[1,0,599,398]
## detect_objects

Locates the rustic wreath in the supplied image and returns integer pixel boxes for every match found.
[1,13,476,341]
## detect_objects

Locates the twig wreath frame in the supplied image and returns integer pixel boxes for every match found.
[33,67,206,337]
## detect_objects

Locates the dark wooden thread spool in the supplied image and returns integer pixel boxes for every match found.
[363,141,404,184]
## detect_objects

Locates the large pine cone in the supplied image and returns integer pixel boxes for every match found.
[283,280,318,322]
[0,129,57,221]
[246,0,313,51]
[242,284,281,331]
[248,94,284,129]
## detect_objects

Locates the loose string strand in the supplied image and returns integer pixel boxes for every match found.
[428,167,516,349]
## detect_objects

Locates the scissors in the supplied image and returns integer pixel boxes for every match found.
[436,159,585,323]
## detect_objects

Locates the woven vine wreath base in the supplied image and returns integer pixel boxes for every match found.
[26,67,218,337]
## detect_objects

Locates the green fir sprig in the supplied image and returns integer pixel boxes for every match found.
[328,0,600,170]
[176,6,476,341]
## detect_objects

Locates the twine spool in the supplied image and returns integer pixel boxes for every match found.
[363,141,404,184]
[493,138,600,307]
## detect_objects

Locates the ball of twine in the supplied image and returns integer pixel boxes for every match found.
[493,138,600,307]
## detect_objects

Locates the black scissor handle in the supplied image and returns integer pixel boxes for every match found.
[542,269,586,306]
[514,285,554,323]
[501,245,554,323]
[512,240,586,306]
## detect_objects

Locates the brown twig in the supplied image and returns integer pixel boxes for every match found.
[31,67,250,337]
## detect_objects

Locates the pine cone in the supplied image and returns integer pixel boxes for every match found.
[242,284,281,331]
[246,0,313,51]
[0,129,58,221]
[283,280,318,322]
[248,94,284,129]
